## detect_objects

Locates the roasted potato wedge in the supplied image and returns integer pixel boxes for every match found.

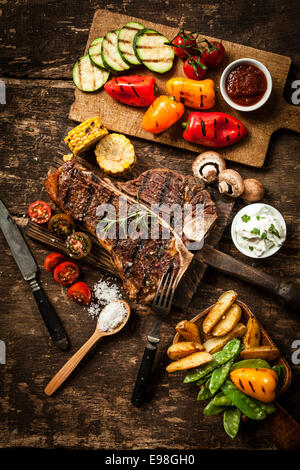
[167,341,204,360]
[166,351,213,373]
[243,317,261,349]
[203,323,247,354]
[176,320,202,344]
[203,290,238,334]
[240,346,280,361]
[212,303,242,337]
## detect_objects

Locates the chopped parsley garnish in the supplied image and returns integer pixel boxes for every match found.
[261,232,268,240]
[256,215,266,220]
[251,228,260,236]
[241,214,251,223]
[249,246,254,251]
[268,224,280,238]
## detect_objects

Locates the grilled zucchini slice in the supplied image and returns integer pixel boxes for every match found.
[118,22,144,65]
[95,133,136,176]
[73,55,110,92]
[133,28,174,73]
[101,30,131,72]
[88,37,108,70]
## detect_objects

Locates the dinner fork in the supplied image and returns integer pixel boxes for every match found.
[131,269,177,407]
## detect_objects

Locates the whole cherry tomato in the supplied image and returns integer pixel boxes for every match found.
[44,252,65,272]
[53,261,79,286]
[200,40,225,68]
[183,56,207,80]
[28,200,51,224]
[68,282,91,305]
[171,29,197,59]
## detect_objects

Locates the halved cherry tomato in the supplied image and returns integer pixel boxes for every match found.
[170,29,197,59]
[199,39,225,68]
[53,261,79,286]
[183,56,207,80]
[68,282,91,305]
[28,200,51,224]
[65,232,92,259]
[44,252,65,272]
[48,213,75,239]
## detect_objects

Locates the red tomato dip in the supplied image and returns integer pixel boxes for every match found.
[225,64,267,106]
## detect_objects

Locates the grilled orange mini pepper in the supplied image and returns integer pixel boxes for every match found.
[166,77,215,109]
[230,368,278,403]
[142,95,185,134]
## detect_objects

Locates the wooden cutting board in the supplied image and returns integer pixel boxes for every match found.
[69,9,300,168]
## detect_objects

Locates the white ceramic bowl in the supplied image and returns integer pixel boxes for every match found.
[220,58,272,112]
[231,203,286,259]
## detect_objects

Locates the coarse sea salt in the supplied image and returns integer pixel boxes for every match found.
[97,301,127,332]
[88,278,122,319]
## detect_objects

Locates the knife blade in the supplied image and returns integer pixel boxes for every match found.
[0,200,69,350]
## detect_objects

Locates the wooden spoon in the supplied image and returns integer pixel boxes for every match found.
[44,300,130,396]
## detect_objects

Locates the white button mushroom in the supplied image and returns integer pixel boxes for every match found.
[218,169,245,197]
[241,178,265,202]
[192,151,226,184]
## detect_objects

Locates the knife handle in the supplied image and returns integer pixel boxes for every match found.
[131,342,157,408]
[29,279,69,351]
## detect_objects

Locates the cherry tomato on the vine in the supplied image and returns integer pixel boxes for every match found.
[199,40,225,68]
[171,29,197,59]
[183,56,207,80]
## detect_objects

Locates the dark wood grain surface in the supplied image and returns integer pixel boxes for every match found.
[0,0,299,451]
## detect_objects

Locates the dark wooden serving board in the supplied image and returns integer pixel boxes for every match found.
[69,9,300,168]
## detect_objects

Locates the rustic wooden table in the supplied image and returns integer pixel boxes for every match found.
[0,0,299,451]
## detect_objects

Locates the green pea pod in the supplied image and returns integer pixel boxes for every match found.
[272,365,285,387]
[212,392,234,407]
[231,359,271,371]
[252,399,277,415]
[203,400,226,416]
[196,372,212,386]
[209,358,234,395]
[197,380,214,401]
[223,408,241,439]
[221,380,267,420]
[184,339,241,383]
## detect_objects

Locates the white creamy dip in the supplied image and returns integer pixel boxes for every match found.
[232,204,286,258]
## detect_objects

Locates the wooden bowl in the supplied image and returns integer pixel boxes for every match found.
[173,299,291,397]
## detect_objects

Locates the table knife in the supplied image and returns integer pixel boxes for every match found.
[0,199,69,350]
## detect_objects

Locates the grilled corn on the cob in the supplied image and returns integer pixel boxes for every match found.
[95,133,136,175]
[64,117,108,156]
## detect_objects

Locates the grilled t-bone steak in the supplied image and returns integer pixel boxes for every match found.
[45,160,194,304]
[119,168,217,244]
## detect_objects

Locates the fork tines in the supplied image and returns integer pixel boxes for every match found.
[153,267,177,310]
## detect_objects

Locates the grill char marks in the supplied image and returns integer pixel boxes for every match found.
[44,161,194,305]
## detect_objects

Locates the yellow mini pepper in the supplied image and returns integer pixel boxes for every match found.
[230,368,278,403]
[166,77,215,110]
[142,95,185,134]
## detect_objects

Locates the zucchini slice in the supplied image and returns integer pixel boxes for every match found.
[118,22,144,65]
[101,30,131,72]
[133,28,174,73]
[73,55,110,92]
[88,37,108,70]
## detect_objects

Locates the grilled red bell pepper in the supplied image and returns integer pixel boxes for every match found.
[104,75,157,107]
[182,112,247,148]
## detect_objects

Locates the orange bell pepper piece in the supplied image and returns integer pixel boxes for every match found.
[166,77,215,109]
[142,95,185,134]
[230,368,278,403]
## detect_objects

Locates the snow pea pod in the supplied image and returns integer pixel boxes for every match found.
[272,365,285,387]
[221,380,267,420]
[223,408,241,439]
[184,339,241,383]
[252,399,277,415]
[212,392,234,407]
[209,358,234,395]
[196,372,212,386]
[203,400,225,416]
[230,359,271,371]
[197,380,214,401]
